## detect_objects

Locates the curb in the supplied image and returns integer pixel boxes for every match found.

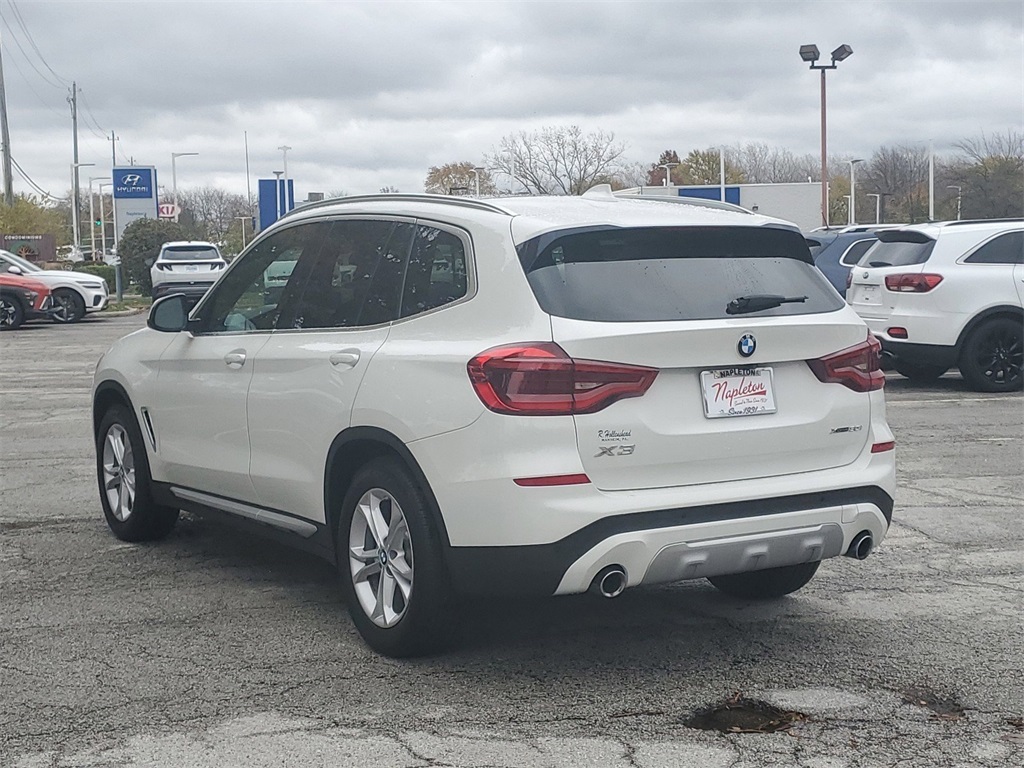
[99,307,148,317]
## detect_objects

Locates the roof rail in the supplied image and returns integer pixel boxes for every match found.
[279,193,515,221]
[942,217,1024,228]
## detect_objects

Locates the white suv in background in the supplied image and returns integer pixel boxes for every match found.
[150,241,227,300]
[848,220,1023,391]
[0,249,109,322]
[93,189,895,656]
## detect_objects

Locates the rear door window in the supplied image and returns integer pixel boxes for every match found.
[840,239,876,265]
[517,226,842,322]
[399,225,469,318]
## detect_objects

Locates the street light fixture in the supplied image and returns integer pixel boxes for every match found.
[235,216,251,249]
[470,166,486,197]
[800,42,853,228]
[272,170,284,220]
[278,146,292,214]
[658,162,679,187]
[171,152,198,207]
[848,159,864,225]
[70,162,95,254]
[946,185,962,220]
[88,175,108,260]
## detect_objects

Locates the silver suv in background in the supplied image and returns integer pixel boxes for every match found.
[150,241,227,300]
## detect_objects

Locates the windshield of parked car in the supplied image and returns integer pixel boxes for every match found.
[857,231,935,268]
[2,252,42,272]
[517,226,842,322]
[160,246,220,261]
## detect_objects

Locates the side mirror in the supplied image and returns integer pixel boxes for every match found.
[148,294,190,332]
[7,265,22,275]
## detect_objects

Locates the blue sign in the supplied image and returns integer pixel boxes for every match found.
[679,186,741,205]
[258,178,294,231]
[113,167,155,199]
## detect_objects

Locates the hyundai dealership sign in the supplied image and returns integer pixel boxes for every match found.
[112,166,158,238]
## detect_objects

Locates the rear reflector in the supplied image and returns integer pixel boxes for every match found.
[887,327,909,339]
[884,273,943,292]
[807,334,885,392]
[468,342,658,416]
[513,473,591,487]
[871,441,895,453]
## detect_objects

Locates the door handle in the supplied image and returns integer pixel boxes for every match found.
[224,350,246,369]
[329,350,360,368]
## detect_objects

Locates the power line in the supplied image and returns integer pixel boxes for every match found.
[6,0,68,86]
[78,88,108,140]
[0,7,62,89]
[0,38,65,118]
[10,154,65,201]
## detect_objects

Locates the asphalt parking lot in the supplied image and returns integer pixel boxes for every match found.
[1,313,1022,768]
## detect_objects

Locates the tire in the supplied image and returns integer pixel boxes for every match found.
[337,457,456,657]
[708,561,820,600]
[51,289,87,323]
[958,317,1024,393]
[893,360,948,383]
[0,294,25,330]
[96,405,179,542]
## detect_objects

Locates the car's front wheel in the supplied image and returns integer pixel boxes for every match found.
[96,405,179,541]
[708,561,820,599]
[338,457,455,657]
[0,294,25,330]
[959,317,1023,392]
[52,289,87,323]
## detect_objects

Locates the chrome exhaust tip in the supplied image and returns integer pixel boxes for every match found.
[590,565,627,598]
[845,531,874,560]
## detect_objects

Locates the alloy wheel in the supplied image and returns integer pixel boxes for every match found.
[974,325,1023,388]
[348,488,414,628]
[102,424,136,521]
[0,298,16,327]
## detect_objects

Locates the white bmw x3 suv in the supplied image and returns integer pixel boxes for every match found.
[93,189,895,656]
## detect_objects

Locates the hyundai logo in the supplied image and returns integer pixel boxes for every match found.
[738,334,756,357]
[121,174,142,185]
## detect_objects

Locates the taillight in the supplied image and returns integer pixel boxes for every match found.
[884,273,943,292]
[807,335,885,392]
[845,271,853,290]
[467,342,658,415]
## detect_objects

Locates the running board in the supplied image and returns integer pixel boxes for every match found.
[169,487,318,539]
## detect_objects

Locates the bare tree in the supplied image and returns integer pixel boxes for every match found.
[175,186,250,241]
[861,145,932,223]
[424,162,497,196]
[947,131,1024,219]
[679,148,745,186]
[733,143,816,183]
[486,126,628,195]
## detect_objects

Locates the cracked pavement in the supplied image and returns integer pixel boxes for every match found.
[1,315,1022,767]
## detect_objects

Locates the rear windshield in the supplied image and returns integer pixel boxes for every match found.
[857,231,935,268]
[161,245,220,261]
[517,226,843,322]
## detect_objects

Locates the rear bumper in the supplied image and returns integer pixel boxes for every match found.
[152,281,216,300]
[877,338,959,369]
[446,485,892,596]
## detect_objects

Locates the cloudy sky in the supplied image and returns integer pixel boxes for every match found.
[2,0,1021,201]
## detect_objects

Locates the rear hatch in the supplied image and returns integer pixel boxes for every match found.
[518,225,875,491]
[156,245,225,280]
[847,229,937,323]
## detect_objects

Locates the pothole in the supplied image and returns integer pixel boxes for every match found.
[685,697,808,734]
[901,685,966,720]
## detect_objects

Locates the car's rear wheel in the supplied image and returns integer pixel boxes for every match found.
[0,294,25,330]
[959,317,1023,392]
[96,405,179,541]
[52,289,86,323]
[338,457,455,657]
[893,360,948,383]
[708,561,820,599]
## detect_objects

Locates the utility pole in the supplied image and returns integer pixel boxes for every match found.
[68,82,82,247]
[0,38,14,206]
[109,130,117,166]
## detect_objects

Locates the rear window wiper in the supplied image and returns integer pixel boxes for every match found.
[726,294,808,315]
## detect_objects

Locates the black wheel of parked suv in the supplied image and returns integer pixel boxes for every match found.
[0,294,25,330]
[959,317,1024,393]
[893,360,948,383]
[52,289,86,323]
[96,405,179,541]
[337,457,456,657]
[708,561,820,599]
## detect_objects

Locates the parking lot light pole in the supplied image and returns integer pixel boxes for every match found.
[658,162,679,187]
[867,193,881,225]
[848,159,864,225]
[171,152,198,207]
[800,43,853,228]
[88,175,108,260]
[947,185,962,220]
[278,146,292,213]
[470,166,486,197]
[235,216,250,249]
[70,162,95,254]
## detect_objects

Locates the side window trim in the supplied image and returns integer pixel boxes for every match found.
[960,230,1024,266]
[390,219,476,323]
[839,239,875,266]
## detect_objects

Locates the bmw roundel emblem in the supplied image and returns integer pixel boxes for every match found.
[738,334,756,358]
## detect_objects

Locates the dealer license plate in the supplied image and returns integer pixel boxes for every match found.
[700,367,777,419]
[184,265,199,272]
[854,284,879,304]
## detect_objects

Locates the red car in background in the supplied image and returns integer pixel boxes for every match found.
[0,273,56,330]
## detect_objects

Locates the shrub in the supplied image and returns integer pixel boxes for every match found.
[76,263,116,286]
[118,218,188,295]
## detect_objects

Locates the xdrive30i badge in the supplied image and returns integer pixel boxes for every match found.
[738,333,756,358]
